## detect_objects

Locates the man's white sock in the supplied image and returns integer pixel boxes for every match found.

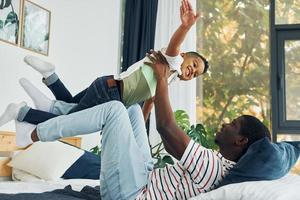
[15,120,35,148]
[0,102,26,127]
[24,55,55,78]
[19,78,53,112]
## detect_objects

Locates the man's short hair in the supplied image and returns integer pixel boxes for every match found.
[239,115,271,148]
[186,51,209,74]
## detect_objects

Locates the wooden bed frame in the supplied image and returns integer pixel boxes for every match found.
[0,131,82,178]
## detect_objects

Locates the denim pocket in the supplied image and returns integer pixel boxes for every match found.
[94,77,111,102]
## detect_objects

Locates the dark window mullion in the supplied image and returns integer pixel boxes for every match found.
[276,31,300,133]
[271,0,300,141]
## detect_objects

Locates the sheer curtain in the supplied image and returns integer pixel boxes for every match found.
[149,0,197,146]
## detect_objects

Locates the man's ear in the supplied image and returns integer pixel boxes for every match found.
[235,136,248,147]
[180,52,185,57]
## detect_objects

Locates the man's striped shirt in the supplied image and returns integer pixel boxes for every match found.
[136,140,235,200]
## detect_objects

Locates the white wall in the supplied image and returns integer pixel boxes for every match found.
[0,0,122,150]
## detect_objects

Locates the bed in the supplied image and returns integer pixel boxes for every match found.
[0,131,100,200]
[0,131,300,200]
[0,175,299,200]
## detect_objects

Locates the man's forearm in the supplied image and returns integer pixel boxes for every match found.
[154,78,190,160]
[154,78,175,128]
[166,25,191,56]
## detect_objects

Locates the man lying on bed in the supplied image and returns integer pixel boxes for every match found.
[3,51,271,199]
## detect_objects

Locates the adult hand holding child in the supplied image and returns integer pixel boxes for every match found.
[145,50,170,81]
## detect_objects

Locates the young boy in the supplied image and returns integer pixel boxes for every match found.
[0,0,209,142]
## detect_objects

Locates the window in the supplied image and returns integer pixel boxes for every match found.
[275,0,300,25]
[196,0,271,144]
[271,0,300,141]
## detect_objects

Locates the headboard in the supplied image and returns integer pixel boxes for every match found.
[0,131,82,178]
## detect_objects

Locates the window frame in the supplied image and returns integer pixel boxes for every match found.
[270,0,300,141]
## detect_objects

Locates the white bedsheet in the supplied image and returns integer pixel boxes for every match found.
[190,174,300,200]
[0,179,99,194]
[2,175,300,199]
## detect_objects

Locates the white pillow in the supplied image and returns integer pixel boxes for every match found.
[8,141,84,180]
[12,168,42,182]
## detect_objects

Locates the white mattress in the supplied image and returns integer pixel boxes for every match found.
[190,174,300,200]
[0,179,99,194]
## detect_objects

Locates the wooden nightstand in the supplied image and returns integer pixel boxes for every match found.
[0,131,82,177]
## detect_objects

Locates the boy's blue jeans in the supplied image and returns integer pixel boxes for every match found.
[45,73,121,114]
[18,73,121,125]
[36,102,153,200]
[42,73,88,104]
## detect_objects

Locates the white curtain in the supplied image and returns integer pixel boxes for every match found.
[149,0,197,146]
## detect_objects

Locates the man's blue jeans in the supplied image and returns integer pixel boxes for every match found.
[36,102,154,200]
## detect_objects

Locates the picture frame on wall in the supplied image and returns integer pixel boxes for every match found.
[0,0,22,46]
[21,0,50,56]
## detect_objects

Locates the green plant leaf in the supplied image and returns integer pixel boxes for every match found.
[162,155,174,165]
[0,20,3,29]
[187,123,213,149]
[0,0,12,9]
[5,11,18,25]
[154,157,167,169]
[195,124,207,136]
[90,145,101,156]
[174,110,190,132]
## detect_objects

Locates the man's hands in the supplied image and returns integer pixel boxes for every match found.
[145,51,191,160]
[180,0,200,28]
[144,50,170,81]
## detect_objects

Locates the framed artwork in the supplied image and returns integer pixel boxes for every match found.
[0,0,22,46]
[21,0,50,55]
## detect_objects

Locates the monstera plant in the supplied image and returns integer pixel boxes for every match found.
[0,0,19,44]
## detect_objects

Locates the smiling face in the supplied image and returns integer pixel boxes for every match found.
[178,53,205,81]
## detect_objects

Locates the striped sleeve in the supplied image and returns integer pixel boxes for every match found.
[179,140,222,189]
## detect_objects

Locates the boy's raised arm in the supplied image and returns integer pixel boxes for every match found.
[165,0,200,56]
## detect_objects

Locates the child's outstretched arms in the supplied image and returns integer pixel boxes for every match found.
[166,0,200,56]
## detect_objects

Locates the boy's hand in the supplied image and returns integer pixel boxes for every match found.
[180,0,200,28]
[144,50,170,81]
